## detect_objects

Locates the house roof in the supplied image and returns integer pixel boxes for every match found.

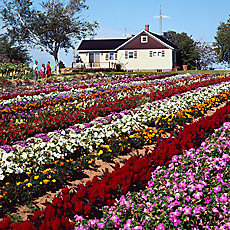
[77,31,178,51]
[78,39,128,51]
[148,32,178,50]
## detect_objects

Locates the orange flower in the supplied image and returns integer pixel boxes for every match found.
[60,162,64,166]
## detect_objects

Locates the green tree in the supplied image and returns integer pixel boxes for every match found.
[0,33,31,63]
[195,39,217,70]
[163,31,199,70]
[59,60,66,68]
[214,16,230,66]
[0,0,99,74]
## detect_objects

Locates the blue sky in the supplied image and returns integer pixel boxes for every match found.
[1,0,230,69]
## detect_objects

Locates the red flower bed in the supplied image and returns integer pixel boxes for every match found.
[2,100,230,229]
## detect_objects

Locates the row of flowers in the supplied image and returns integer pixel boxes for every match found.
[1,95,230,229]
[1,78,229,178]
[1,78,230,180]
[0,73,196,112]
[0,73,212,126]
[0,73,229,145]
[1,80,230,214]
[75,121,230,229]
[0,73,178,100]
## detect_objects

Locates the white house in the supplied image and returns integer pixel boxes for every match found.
[76,25,178,72]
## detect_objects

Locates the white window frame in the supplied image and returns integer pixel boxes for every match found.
[141,36,148,43]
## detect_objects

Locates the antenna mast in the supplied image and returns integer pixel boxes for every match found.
[159,5,162,35]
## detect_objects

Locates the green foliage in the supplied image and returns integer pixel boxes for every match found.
[214,16,230,66]
[0,0,99,74]
[0,34,31,63]
[163,31,200,70]
[59,60,66,68]
[195,39,217,70]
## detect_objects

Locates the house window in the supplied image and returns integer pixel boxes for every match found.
[129,51,134,58]
[141,36,148,43]
[125,51,137,59]
[158,52,162,56]
[109,52,115,60]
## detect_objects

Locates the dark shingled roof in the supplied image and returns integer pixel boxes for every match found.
[78,39,128,51]
[148,32,179,50]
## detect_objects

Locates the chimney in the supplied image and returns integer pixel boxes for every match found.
[145,24,149,32]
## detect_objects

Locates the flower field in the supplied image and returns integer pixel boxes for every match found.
[0,72,230,229]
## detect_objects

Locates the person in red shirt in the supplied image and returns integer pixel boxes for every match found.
[46,61,52,78]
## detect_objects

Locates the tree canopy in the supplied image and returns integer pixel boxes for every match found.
[163,31,199,70]
[214,16,230,66]
[195,39,216,70]
[0,0,99,74]
[0,33,31,63]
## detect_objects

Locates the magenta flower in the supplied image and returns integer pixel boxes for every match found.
[183,206,192,215]
[196,184,204,191]
[213,185,221,193]
[219,193,228,204]
[193,192,203,200]
[212,207,219,213]
[156,223,165,230]
[204,196,211,204]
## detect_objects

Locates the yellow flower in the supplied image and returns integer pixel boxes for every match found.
[24,179,29,182]
[40,182,43,185]
[5,182,10,186]
[34,175,39,180]
[27,183,32,187]
[98,150,103,156]
[17,182,21,186]
[0,195,3,199]
[47,175,51,179]
[43,179,49,184]
[52,179,56,183]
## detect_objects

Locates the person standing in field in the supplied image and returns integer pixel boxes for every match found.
[40,64,45,79]
[46,61,52,78]
[33,60,39,81]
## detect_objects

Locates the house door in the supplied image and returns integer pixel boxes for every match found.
[89,53,100,67]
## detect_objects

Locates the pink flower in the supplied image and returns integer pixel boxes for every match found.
[219,193,228,204]
[156,223,165,230]
[213,185,221,193]
[193,192,203,200]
